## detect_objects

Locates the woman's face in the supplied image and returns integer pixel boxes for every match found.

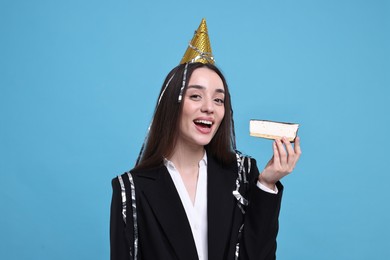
[177,67,225,148]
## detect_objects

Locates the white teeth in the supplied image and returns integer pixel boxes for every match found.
[194,120,213,125]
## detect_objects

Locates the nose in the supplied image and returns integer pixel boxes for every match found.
[200,97,214,114]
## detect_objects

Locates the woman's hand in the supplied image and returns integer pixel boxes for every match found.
[258,136,302,191]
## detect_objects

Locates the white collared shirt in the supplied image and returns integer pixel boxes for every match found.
[164,152,278,260]
[164,153,208,260]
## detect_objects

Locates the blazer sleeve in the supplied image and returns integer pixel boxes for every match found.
[239,159,284,260]
[110,177,131,260]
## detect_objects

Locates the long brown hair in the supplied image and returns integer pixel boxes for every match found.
[134,62,236,171]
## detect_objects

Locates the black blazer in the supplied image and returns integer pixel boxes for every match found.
[110,154,283,260]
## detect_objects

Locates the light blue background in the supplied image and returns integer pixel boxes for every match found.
[1,0,389,259]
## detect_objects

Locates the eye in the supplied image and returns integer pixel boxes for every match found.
[190,94,202,101]
[214,98,225,105]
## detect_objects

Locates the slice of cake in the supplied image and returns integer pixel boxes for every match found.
[250,120,299,142]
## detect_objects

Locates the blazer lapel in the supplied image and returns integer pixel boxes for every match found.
[137,166,199,260]
[207,156,237,260]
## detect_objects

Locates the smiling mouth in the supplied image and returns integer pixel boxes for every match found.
[194,120,213,128]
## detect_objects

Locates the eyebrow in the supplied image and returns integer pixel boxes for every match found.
[188,84,225,94]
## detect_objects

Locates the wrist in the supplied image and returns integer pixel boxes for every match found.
[258,174,276,191]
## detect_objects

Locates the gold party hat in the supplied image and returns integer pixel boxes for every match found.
[180,18,215,64]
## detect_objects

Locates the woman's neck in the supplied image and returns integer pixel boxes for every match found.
[168,142,205,172]
[168,142,205,205]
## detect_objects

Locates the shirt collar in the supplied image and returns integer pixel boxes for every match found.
[164,150,207,168]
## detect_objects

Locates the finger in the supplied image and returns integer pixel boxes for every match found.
[283,138,297,172]
[283,137,296,165]
[275,138,287,166]
[294,136,302,158]
[272,141,281,168]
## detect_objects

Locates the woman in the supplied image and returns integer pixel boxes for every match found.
[110,20,301,260]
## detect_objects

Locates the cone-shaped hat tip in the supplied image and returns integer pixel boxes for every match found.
[180,18,215,65]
